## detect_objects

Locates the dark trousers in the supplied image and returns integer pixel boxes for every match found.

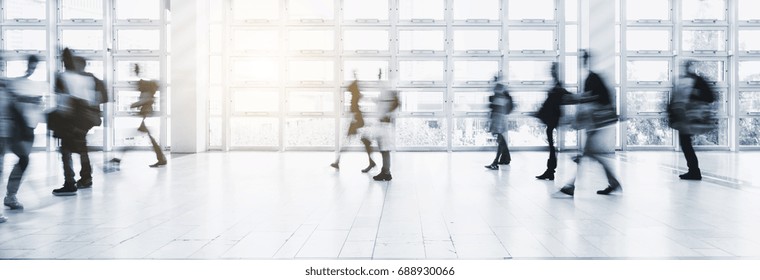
[0,137,33,197]
[61,136,91,187]
[546,127,557,172]
[492,133,511,164]
[679,133,700,173]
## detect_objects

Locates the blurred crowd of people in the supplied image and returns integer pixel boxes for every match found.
[0,48,719,223]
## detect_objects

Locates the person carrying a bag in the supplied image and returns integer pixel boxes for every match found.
[51,49,106,196]
[668,60,717,180]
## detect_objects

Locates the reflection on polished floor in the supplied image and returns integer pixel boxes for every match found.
[1,151,759,259]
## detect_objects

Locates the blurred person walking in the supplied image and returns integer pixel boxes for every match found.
[331,71,375,173]
[370,69,400,181]
[534,62,572,180]
[484,75,513,170]
[558,50,621,197]
[49,49,106,196]
[2,55,44,210]
[108,64,166,170]
[668,60,717,181]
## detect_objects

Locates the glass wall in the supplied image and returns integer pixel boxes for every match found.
[0,0,168,151]
[212,0,576,151]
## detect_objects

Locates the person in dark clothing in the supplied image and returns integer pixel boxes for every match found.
[108,64,167,170]
[485,75,512,170]
[669,60,717,180]
[535,62,571,180]
[51,49,105,196]
[558,50,621,197]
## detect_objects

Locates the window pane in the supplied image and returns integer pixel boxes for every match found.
[209,86,222,115]
[210,0,223,22]
[343,0,388,21]
[285,118,335,147]
[682,30,726,52]
[5,0,46,20]
[453,30,500,51]
[452,118,493,146]
[739,30,760,52]
[61,0,103,20]
[233,30,279,52]
[511,92,547,113]
[396,118,447,147]
[689,61,725,83]
[399,61,445,82]
[739,0,760,21]
[87,124,104,147]
[399,0,444,21]
[115,0,160,20]
[626,0,669,21]
[565,56,578,85]
[210,24,222,53]
[682,0,725,21]
[3,29,45,51]
[693,119,728,146]
[289,0,334,21]
[288,30,334,52]
[6,61,48,82]
[232,90,279,113]
[82,60,104,80]
[399,30,445,52]
[114,117,160,147]
[231,59,279,83]
[739,118,760,146]
[33,124,47,148]
[453,92,491,112]
[210,56,222,84]
[626,91,669,113]
[116,61,160,82]
[627,30,670,51]
[453,0,500,21]
[116,29,160,50]
[288,91,334,113]
[509,0,555,21]
[232,0,279,21]
[344,91,380,113]
[399,91,444,112]
[507,118,547,147]
[288,61,334,83]
[61,29,103,51]
[738,61,760,83]
[739,92,760,113]
[343,60,390,81]
[209,117,222,147]
[453,61,499,83]
[566,25,578,53]
[564,128,578,147]
[231,118,279,147]
[115,90,160,113]
[627,61,670,82]
[566,0,578,22]
[626,118,673,146]
[509,30,555,51]
[508,61,553,83]
[343,30,389,52]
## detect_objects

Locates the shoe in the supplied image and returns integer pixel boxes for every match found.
[361,161,376,173]
[4,196,23,210]
[52,185,77,196]
[149,161,167,168]
[330,162,340,170]
[498,160,510,165]
[0,215,6,223]
[484,163,499,170]
[679,172,702,180]
[572,155,582,163]
[536,171,555,180]
[373,172,392,181]
[596,185,622,195]
[559,184,575,196]
[76,179,93,189]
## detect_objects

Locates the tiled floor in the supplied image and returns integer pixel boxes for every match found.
[1,150,759,259]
